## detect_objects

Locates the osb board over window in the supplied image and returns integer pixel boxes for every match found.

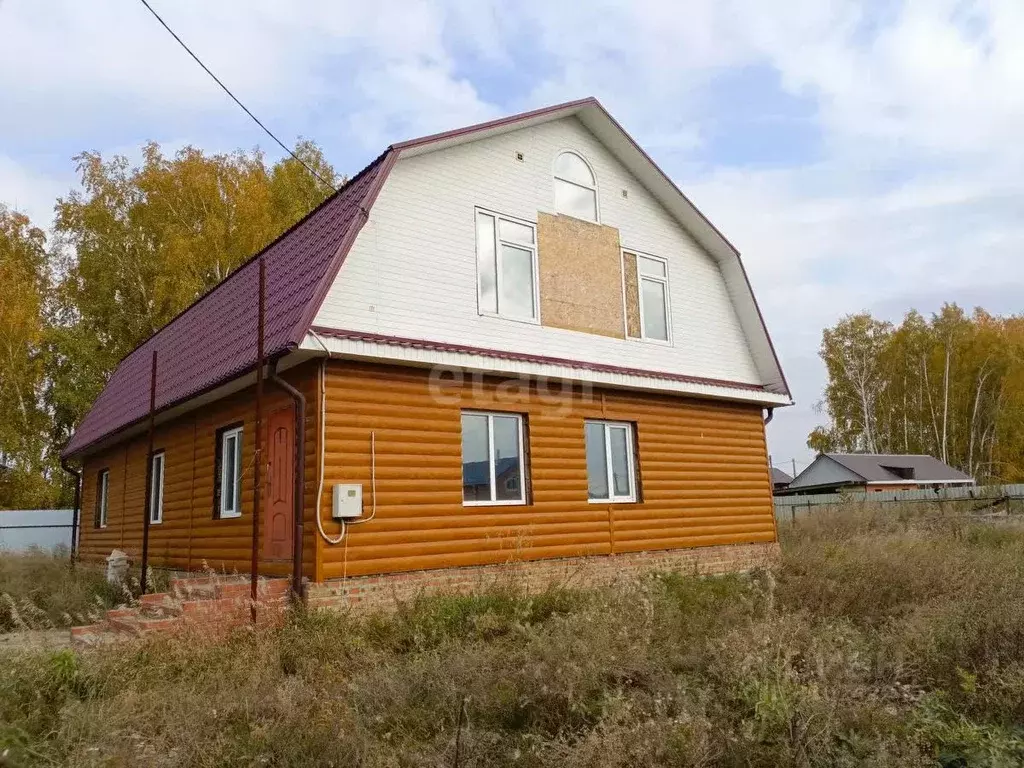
[622,251,641,338]
[537,212,624,338]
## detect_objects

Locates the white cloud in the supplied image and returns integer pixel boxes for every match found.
[1,0,1021,469]
[0,155,70,229]
[347,61,499,149]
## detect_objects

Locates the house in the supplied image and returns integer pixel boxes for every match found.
[462,456,522,502]
[60,98,792,603]
[781,453,975,496]
[770,467,792,493]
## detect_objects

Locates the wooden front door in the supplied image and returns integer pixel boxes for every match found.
[264,406,295,560]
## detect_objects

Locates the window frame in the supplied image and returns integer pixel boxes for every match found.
[461,409,528,507]
[584,420,639,504]
[623,249,672,345]
[552,150,600,223]
[473,207,541,324]
[95,468,109,529]
[148,450,165,525]
[214,424,244,519]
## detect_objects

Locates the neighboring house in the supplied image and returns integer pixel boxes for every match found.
[770,467,792,493]
[781,453,975,495]
[462,457,522,502]
[61,98,791,596]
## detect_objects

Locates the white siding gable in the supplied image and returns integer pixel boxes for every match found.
[313,116,768,394]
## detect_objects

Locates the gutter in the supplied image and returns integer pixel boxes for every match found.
[268,359,306,602]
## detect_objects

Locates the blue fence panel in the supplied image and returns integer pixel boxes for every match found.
[0,509,74,551]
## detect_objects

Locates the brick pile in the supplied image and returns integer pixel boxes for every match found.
[70,576,290,646]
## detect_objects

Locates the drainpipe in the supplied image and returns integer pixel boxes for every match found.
[764,407,775,426]
[269,359,306,602]
[250,257,266,624]
[60,458,81,564]
[140,350,158,595]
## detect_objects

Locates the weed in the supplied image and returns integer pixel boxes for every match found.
[2,505,1024,765]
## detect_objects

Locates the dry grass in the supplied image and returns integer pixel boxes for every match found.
[3,505,1024,766]
[0,549,168,633]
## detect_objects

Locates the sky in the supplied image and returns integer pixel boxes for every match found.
[2,0,1023,473]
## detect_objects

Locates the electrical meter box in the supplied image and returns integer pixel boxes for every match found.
[332,484,363,519]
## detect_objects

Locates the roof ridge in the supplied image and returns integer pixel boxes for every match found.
[827,452,931,458]
[390,97,600,151]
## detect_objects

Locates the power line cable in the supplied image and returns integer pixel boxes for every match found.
[136,0,338,192]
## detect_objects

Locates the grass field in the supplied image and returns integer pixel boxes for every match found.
[3,506,1024,766]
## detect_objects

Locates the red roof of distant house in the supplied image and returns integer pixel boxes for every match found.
[62,151,392,458]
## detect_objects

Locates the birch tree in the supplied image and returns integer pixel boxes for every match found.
[817,313,893,453]
[810,305,1024,483]
[46,141,339,459]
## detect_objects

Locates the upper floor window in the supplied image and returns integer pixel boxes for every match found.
[553,151,598,222]
[475,209,538,322]
[624,251,671,343]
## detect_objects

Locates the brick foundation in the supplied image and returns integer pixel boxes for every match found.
[306,542,779,612]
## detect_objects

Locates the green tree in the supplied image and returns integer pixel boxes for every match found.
[0,206,54,508]
[45,141,339,460]
[810,305,1024,483]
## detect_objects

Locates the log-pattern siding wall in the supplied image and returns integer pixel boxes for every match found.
[76,358,776,583]
[78,363,318,578]
[317,360,776,581]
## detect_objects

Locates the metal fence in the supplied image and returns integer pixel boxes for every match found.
[0,509,74,551]
[774,483,1024,522]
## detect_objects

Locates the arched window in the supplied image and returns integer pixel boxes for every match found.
[553,151,598,222]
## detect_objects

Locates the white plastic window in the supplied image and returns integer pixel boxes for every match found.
[149,452,164,524]
[554,151,598,222]
[585,421,637,502]
[462,411,526,505]
[97,469,109,528]
[636,254,670,342]
[475,210,538,322]
[219,427,243,518]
